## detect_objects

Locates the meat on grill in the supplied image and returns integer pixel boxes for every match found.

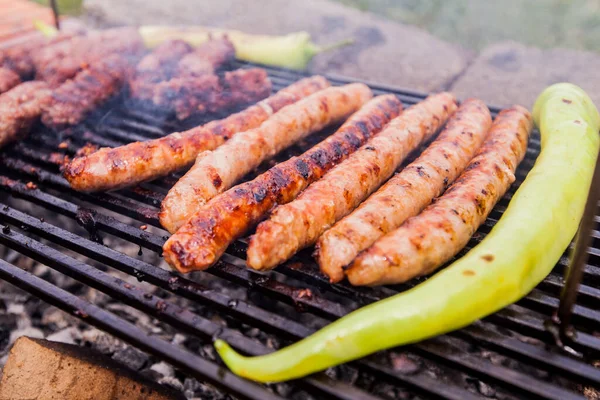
[152,68,271,120]
[159,95,401,271]
[346,105,532,286]
[245,92,458,271]
[0,67,21,94]
[40,54,134,130]
[34,28,144,87]
[0,31,78,79]
[175,38,235,78]
[160,82,372,235]
[64,76,330,192]
[317,98,492,282]
[128,39,193,101]
[162,84,374,272]
[0,81,51,149]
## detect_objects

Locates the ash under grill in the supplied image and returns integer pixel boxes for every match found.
[0,61,599,400]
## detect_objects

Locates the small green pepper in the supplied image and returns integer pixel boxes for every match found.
[214,83,600,383]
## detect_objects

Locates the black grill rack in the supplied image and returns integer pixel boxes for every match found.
[0,61,599,400]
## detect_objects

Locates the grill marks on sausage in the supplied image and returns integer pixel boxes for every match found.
[245,92,457,272]
[64,76,330,193]
[162,94,399,272]
[347,105,533,286]
[160,83,372,240]
[316,99,491,282]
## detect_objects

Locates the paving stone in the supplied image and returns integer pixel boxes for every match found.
[0,337,184,400]
[83,0,470,92]
[451,41,600,109]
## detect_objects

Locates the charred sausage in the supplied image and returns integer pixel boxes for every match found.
[347,105,532,286]
[160,83,373,235]
[160,95,400,272]
[64,76,330,192]
[317,98,491,282]
[245,92,458,271]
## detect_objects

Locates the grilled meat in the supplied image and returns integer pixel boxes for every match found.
[317,99,492,282]
[245,92,458,271]
[34,28,144,87]
[40,54,134,130]
[175,38,235,78]
[0,32,77,78]
[129,39,193,101]
[0,81,51,149]
[153,68,271,120]
[159,95,401,271]
[347,106,532,286]
[0,67,20,94]
[160,82,372,235]
[64,76,330,192]
[163,84,374,272]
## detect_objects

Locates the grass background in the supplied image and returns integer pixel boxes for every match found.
[334,0,600,52]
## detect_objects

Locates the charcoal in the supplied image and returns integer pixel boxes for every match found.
[112,346,149,370]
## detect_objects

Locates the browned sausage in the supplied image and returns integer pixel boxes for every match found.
[245,92,458,271]
[0,81,51,149]
[317,99,491,282]
[347,105,532,286]
[64,76,330,192]
[0,67,20,94]
[160,83,373,236]
[160,95,401,272]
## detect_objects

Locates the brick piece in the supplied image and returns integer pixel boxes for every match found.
[0,336,185,400]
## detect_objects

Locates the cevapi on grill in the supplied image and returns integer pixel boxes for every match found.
[0,81,51,149]
[153,68,271,120]
[162,83,374,271]
[160,95,402,273]
[317,98,492,282]
[128,39,193,101]
[160,82,372,234]
[33,28,144,87]
[40,53,136,130]
[0,67,20,94]
[64,76,330,192]
[246,92,458,271]
[0,31,77,80]
[174,38,235,77]
[347,105,532,286]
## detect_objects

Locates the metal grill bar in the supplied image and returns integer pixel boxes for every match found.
[0,62,598,400]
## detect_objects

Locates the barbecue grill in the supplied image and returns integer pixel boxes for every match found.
[0,60,599,400]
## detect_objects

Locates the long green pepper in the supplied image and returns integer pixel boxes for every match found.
[214,83,600,383]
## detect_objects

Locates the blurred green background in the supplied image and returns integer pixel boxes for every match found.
[31,0,600,53]
[334,0,600,52]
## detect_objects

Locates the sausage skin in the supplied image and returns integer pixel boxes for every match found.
[347,105,532,286]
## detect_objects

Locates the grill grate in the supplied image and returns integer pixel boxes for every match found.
[0,61,599,400]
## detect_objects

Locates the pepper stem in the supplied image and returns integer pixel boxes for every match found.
[313,38,354,55]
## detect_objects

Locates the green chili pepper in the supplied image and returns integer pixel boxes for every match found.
[214,83,600,383]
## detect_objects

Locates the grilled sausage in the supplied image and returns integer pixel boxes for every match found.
[40,54,134,130]
[128,40,193,101]
[160,83,372,236]
[246,92,458,271]
[317,99,492,282]
[175,38,235,77]
[153,68,271,120]
[347,106,532,286]
[0,81,51,149]
[34,28,144,87]
[0,67,20,94]
[0,31,77,79]
[64,76,330,192]
[160,95,401,272]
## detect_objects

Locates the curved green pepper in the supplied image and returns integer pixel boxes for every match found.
[214,83,600,383]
